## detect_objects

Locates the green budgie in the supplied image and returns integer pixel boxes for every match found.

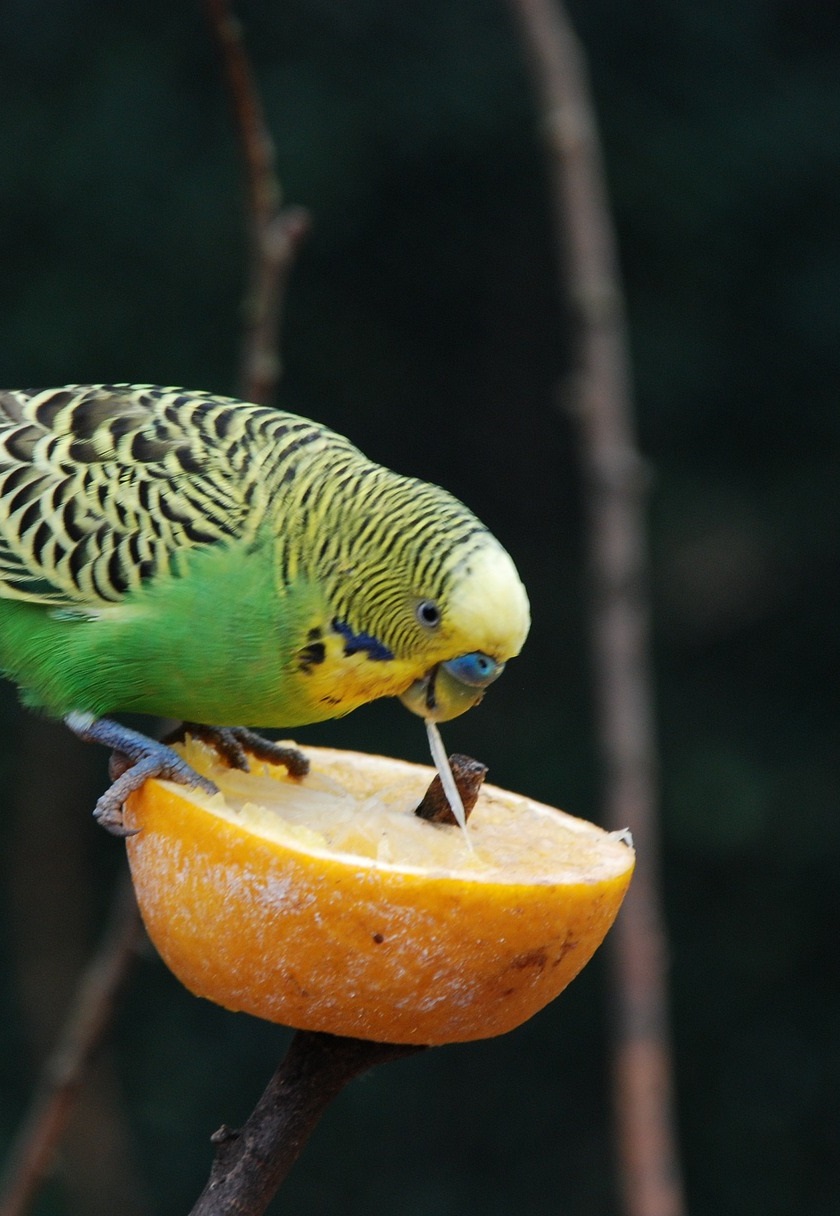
[0,384,530,832]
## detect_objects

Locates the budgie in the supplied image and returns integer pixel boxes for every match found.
[0,384,530,833]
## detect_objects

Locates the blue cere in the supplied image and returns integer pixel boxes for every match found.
[331,617,394,662]
[442,651,504,688]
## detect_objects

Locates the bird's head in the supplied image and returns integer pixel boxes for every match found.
[298,463,530,727]
[399,537,530,723]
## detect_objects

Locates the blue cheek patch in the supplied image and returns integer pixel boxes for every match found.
[442,651,504,688]
[331,617,394,662]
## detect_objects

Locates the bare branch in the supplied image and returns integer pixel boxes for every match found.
[189,1032,422,1215]
[414,752,488,824]
[1,8,309,1213]
[0,877,143,1216]
[203,0,311,403]
[507,3,687,1215]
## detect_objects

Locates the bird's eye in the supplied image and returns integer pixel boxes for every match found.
[415,600,441,629]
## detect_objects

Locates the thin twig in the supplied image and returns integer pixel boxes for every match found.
[0,8,307,1213]
[189,1031,422,1215]
[190,9,419,1211]
[507,3,687,1215]
[414,752,488,824]
[203,0,311,403]
[0,877,144,1216]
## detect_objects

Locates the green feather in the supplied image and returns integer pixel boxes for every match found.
[0,532,325,723]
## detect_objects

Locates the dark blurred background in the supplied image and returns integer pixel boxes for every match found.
[1,1,838,1213]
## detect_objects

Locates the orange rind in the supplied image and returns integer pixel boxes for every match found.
[125,740,633,1045]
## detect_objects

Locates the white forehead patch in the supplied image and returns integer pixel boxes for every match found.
[447,541,530,660]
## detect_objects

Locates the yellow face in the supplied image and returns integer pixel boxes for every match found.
[440,542,531,663]
[400,540,531,723]
[292,538,530,725]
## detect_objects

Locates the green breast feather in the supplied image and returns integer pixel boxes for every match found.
[0,385,530,730]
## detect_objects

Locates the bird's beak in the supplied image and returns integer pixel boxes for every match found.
[399,652,505,723]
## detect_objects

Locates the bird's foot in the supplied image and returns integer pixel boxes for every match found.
[64,712,219,837]
[165,723,310,780]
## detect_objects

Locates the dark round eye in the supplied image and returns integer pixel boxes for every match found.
[415,600,441,629]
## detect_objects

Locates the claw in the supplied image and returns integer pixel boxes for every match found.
[108,750,132,782]
[166,723,310,780]
[64,712,220,836]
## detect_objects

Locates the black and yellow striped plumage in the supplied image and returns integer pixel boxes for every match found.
[0,384,530,731]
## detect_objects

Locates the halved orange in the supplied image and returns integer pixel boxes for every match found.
[124,740,633,1045]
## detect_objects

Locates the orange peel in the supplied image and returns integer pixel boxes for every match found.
[125,740,633,1045]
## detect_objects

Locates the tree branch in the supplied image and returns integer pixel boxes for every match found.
[203,0,311,404]
[1,8,309,1214]
[189,1032,422,1215]
[0,877,144,1216]
[507,3,687,1215]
